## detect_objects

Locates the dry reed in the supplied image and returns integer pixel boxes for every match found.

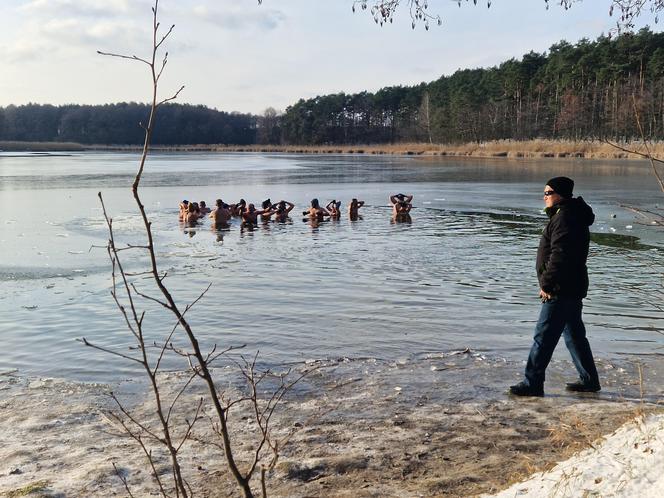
[79,139,664,159]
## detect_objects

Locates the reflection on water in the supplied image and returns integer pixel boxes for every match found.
[0,153,662,383]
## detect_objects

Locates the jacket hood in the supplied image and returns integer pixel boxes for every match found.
[548,196,595,226]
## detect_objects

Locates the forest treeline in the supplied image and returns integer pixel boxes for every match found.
[2,28,664,146]
[0,103,256,145]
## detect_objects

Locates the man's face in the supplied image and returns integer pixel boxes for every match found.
[543,184,562,208]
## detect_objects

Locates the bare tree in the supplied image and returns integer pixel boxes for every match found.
[82,2,311,496]
[419,91,433,144]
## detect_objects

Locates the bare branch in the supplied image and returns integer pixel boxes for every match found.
[97,50,151,66]
[112,462,136,498]
[110,393,164,442]
[156,24,176,51]
[115,245,151,252]
[176,397,204,452]
[166,372,198,424]
[157,85,186,107]
[132,282,172,310]
[78,338,143,365]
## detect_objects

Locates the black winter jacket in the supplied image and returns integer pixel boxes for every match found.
[536,197,595,298]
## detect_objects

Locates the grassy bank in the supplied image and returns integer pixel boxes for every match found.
[3,139,661,159]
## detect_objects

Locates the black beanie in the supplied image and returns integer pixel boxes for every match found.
[546,176,574,199]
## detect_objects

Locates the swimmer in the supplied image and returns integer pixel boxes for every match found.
[260,199,277,222]
[209,198,231,227]
[326,200,342,219]
[199,200,211,215]
[242,203,268,227]
[231,199,247,217]
[178,199,189,221]
[273,200,295,222]
[303,198,330,222]
[186,202,199,225]
[390,193,413,215]
[348,198,365,220]
[191,202,203,219]
[390,193,413,223]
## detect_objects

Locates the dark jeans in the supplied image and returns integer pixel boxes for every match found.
[524,296,600,388]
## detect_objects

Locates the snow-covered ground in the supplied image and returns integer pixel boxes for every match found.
[489,413,664,497]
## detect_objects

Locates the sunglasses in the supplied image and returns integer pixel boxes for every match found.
[543,190,556,197]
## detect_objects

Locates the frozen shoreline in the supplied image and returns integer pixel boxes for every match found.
[2,354,662,497]
[488,413,664,497]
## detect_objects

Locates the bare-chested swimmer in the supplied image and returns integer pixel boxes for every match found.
[199,200,211,215]
[348,198,365,221]
[178,200,189,221]
[260,199,278,222]
[242,203,269,227]
[303,198,330,223]
[326,200,342,219]
[186,202,199,225]
[231,199,247,217]
[390,193,413,223]
[209,199,231,228]
[273,200,295,222]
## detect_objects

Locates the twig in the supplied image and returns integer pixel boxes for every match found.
[112,462,136,498]
[78,338,143,365]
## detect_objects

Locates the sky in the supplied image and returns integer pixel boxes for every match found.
[0,0,660,114]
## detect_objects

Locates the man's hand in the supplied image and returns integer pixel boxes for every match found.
[539,289,553,302]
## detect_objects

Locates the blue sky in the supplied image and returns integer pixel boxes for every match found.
[0,0,659,113]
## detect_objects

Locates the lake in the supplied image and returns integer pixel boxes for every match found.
[1,151,663,385]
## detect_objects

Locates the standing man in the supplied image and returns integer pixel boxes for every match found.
[510,177,601,397]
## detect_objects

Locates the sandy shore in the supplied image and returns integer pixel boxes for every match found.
[2,354,663,497]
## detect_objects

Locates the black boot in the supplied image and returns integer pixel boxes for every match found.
[565,380,601,393]
[509,382,544,397]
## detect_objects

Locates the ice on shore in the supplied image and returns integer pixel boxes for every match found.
[489,413,664,497]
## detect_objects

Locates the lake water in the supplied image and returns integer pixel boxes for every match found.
[1,152,663,386]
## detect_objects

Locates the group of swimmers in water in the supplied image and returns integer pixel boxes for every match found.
[178,193,413,230]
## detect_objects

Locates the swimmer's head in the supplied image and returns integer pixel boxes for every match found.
[200,201,206,208]
[215,199,223,207]
[311,198,320,209]
[239,199,246,207]
[182,199,189,205]
[262,199,272,209]
[248,203,255,212]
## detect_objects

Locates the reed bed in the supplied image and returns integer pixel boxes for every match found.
[5,139,664,159]
[82,139,664,159]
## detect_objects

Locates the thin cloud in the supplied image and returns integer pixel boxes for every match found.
[0,39,55,63]
[41,18,147,47]
[19,0,141,18]
[192,5,286,31]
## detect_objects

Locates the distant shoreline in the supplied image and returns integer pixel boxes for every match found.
[0,139,656,160]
